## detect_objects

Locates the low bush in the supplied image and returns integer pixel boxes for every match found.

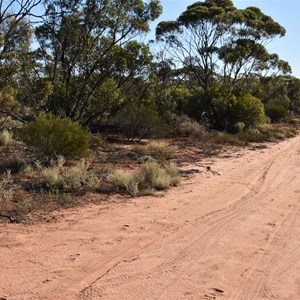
[238,124,298,143]
[0,117,22,131]
[265,104,288,122]
[41,165,62,191]
[288,118,300,125]
[21,113,90,159]
[211,132,244,146]
[168,114,206,138]
[212,92,266,131]
[115,104,165,141]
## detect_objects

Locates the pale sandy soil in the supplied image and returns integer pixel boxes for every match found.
[1,136,300,300]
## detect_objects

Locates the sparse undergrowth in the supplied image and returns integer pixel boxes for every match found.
[211,123,298,145]
[109,161,180,196]
[0,171,13,210]
[39,157,100,192]
[0,121,299,223]
[131,141,174,161]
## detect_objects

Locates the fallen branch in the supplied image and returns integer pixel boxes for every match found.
[0,108,28,124]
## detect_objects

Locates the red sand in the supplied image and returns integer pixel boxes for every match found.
[1,136,300,299]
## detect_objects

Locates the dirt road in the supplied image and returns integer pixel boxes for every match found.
[1,136,300,300]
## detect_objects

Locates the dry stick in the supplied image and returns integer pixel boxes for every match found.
[0,108,28,124]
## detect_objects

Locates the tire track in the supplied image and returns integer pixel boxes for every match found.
[79,154,296,299]
[276,245,300,276]
[76,138,300,299]
[232,194,299,300]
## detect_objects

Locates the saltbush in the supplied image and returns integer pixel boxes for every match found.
[21,113,90,159]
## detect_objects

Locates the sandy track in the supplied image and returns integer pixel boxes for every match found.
[1,137,300,300]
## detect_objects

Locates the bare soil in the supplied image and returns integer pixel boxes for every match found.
[1,136,300,299]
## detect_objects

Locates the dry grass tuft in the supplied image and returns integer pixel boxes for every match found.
[0,129,13,146]
[109,161,180,196]
[0,170,14,211]
[132,141,173,161]
[40,157,101,192]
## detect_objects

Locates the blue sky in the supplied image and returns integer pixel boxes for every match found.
[152,0,300,78]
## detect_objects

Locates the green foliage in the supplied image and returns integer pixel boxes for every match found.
[80,78,124,124]
[156,0,289,97]
[21,113,90,159]
[115,104,165,141]
[0,14,33,91]
[33,0,162,124]
[210,123,298,145]
[265,104,288,122]
[287,77,300,113]
[213,92,266,131]
[288,118,300,125]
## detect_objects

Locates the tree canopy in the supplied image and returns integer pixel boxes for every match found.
[156,0,290,93]
[0,0,298,133]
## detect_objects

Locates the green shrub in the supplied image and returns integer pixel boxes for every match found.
[213,93,266,131]
[21,113,90,159]
[265,104,288,122]
[115,104,165,141]
[234,122,245,133]
[137,161,168,190]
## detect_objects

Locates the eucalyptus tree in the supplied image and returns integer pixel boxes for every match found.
[34,0,162,124]
[0,0,42,65]
[156,0,290,127]
[156,0,289,93]
[0,0,44,123]
[287,76,300,113]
